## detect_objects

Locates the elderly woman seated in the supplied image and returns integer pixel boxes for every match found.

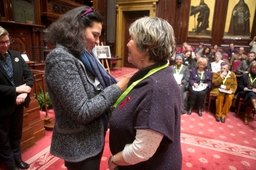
[211,52,224,73]
[210,62,237,123]
[188,57,212,116]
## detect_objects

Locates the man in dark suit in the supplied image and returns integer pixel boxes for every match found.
[0,26,33,170]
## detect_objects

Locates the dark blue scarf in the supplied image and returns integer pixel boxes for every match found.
[79,50,117,132]
[79,50,117,88]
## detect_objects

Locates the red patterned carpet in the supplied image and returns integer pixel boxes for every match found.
[20,67,256,170]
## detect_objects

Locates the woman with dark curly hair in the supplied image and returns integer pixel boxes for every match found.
[44,6,130,170]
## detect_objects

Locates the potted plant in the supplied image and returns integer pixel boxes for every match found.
[36,87,52,111]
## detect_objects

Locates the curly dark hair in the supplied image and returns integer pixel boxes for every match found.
[44,6,103,56]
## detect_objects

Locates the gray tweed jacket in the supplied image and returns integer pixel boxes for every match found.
[44,46,122,162]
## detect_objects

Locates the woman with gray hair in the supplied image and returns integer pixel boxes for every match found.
[108,16,182,170]
[211,52,224,73]
[211,62,237,123]
[188,57,212,116]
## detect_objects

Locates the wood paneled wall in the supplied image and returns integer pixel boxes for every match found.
[156,0,256,48]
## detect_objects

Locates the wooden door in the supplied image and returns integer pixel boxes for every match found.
[123,11,149,68]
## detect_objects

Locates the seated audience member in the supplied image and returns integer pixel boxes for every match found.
[195,52,211,71]
[211,52,224,73]
[249,36,256,54]
[194,42,204,54]
[236,51,256,75]
[211,44,222,56]
[171,55,190,114]
[211,62,237,123]
[183,50,197,70]
[188,57,212,116]
[186,45,196,58]
[230,47,247,67]
[202,46,213,63]
[237,61,256,125]
[226,43,238,60]
[181,42,189,53]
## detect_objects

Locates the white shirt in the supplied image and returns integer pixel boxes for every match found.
[211,60,224,73]
[122,129,163,164]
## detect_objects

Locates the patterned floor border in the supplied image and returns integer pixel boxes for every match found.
[24,133,256,169]
[181,133,256,160]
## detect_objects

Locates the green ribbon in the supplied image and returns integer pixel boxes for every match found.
[113,63,169,108]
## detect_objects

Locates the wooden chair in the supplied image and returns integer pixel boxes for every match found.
[207,93,216,112]
[237,97,256,124]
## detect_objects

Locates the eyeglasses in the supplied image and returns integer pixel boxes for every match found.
[0,40,11,46]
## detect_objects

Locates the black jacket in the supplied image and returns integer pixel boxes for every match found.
[0,50,34,116]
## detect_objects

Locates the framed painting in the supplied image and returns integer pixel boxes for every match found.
[94,46,111,58]
[224,0,256,38]
[188,0,216,37]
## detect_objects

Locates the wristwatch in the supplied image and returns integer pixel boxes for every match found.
[110,155,118,166]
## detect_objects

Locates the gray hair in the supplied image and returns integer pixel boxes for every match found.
[220,61,230,69]
[128,16,175,62]
[196,57,208,67]
[0,26,9,37]
[215,52,222,59]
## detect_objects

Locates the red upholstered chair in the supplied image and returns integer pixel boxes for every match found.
[237,98,244,117]
[207,93,216,112]
[222,53,229,60]
[232,60,241,72]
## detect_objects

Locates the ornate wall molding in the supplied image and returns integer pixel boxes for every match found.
[115,0,158,63]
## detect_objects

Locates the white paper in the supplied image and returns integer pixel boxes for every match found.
[173,74,183,84]
[218,88,232,94]
[21,54,29,61]
[99,53,107,58]
[192,83,207,91]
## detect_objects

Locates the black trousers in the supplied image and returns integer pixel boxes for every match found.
[64,147,105,170]
[0,105,24,167]
[188,86,208,108]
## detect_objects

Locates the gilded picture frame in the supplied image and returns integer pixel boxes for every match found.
[224,0,256,38]
[188,0,216,37]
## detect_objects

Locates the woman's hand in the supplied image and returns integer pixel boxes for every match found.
[220,71,227,79]
[252,88,256,93]
[204,83,208,88]
[108,156,118,170]
[244,87,248,91]
[193,83,198,88]
[117,76,131,92]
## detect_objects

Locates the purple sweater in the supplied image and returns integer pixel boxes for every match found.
[109,66,182,170]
